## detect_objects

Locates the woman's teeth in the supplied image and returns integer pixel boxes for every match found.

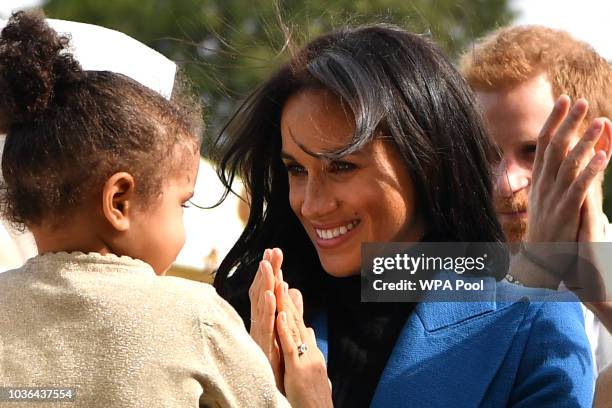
[315,220,359,239]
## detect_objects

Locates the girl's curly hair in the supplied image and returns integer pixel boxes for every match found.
[0,10,202,228]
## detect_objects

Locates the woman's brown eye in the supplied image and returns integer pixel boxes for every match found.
[285,163,307,175]
[330,161,357,172]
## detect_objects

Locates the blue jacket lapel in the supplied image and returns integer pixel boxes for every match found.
[370,300,528,407]
[312,276,530,407]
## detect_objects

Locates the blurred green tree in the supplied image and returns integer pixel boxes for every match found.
[43,0,513,152]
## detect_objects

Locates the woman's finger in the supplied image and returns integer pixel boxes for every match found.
[282,287,311,345]
[288,288,304,317]
[261,260,275,292]
[533,95,570,181]
[307,327,316,344]
[261,260,276,319]
[280,283,303,345]
[292,291,311,347]
[267,248,285,309]
[274,271,285,312]
[262,248,272,262]
[250,260,275,332]
[556,118,604,188]
[248,261,263,302]
[261,290,277,358]
[270,248,284,278]
[277,311,299,365]
[248,261,264,332]
[306,327,322,358]
[263,248,280,289]
[252,284,267,340]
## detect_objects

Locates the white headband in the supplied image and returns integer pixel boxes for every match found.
[0,18,176,99]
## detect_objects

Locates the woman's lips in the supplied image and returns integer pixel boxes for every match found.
[312,220,360,249]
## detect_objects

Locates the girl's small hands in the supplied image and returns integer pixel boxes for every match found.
[277,290,332,408]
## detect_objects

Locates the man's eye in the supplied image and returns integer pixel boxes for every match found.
[523,144,537,155]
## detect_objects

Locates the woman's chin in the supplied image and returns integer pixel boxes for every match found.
[320,259,360,278]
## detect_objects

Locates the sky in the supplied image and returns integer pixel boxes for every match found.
[512,0,612,60]
[0,0,41,18]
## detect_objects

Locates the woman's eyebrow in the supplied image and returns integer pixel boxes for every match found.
[285,128,364,160]
[345,149,366,158]
[287,126,331,159]
[282,149,364,162]
[281,152,296,161]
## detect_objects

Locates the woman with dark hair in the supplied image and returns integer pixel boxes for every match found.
[214,25,593,407]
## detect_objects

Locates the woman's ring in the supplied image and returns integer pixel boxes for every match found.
[297,343,308,357]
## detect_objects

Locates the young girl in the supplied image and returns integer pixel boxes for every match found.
[0,11,330,407]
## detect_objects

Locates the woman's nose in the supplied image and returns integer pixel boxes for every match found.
[300,177,339,219]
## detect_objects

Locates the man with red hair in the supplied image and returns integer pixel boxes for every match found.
[461,25,612,374]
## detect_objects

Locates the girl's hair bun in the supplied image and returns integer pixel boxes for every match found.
[0,10,84,126]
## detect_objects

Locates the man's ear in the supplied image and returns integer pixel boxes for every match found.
[102,172,136,232]
[595,118,612,163]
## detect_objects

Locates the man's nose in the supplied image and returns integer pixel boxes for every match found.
[495,159,530,197]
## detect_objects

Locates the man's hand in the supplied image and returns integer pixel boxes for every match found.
[510,96,611,289]
[526,96,610,243]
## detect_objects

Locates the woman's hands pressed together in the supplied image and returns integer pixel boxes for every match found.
[249,248,333,408]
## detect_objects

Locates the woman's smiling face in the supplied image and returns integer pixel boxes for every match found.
[280,88,424,277]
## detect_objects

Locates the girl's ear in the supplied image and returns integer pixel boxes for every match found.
[102,172,136,232]
[595,118,612,164]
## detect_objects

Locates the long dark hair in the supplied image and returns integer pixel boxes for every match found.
[213,24,504,323]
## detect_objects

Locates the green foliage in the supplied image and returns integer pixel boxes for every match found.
[43,0,513,150]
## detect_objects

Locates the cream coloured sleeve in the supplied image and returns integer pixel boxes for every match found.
[196,289,291,408]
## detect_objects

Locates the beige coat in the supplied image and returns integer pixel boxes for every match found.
[0,252,289,407]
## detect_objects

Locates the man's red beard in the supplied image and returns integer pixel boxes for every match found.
[495,189,528,243]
